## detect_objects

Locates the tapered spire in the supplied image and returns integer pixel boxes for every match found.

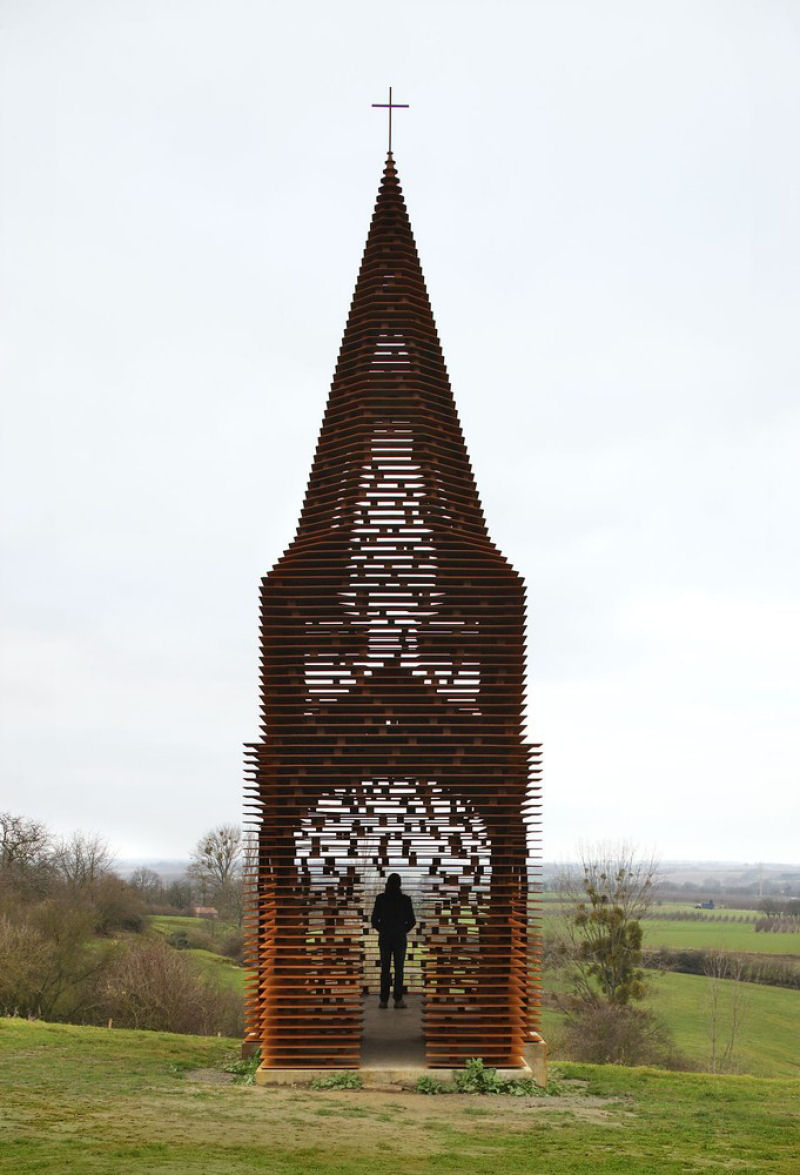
[296,155,487,540]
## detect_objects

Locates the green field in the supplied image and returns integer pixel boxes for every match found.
[643,971,800,1077]
[652,904,758,917]
[149,913,239,939]
[145,914,246,992]
[642,918,800,955]
[185,947,246,992]
[540,968,800,1078]
[541,910,800,955]
[2,1018,799,1174]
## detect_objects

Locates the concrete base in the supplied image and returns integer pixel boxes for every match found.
[254,1061,537,1090]
[524,1033,548,1088]
[252,994,548,1088]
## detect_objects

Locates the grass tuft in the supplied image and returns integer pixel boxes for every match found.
[222,1049,261,1084]
[309,1071,363,1090]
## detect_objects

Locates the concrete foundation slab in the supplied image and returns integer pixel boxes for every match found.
[253,995,548,1088]
[254,1062,536,1090]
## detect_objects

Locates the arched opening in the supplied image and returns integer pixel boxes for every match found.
[294,778,492,1068]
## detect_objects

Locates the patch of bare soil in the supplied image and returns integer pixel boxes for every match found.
[226,1081,629,1132]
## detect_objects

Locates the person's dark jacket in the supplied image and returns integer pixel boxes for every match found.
[371,891,416,939]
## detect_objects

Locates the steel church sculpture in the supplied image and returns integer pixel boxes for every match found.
[244,136,541,1070]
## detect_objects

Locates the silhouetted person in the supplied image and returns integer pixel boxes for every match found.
[371,873,416,1008]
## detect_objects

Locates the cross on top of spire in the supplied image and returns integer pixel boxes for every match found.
[371,86,409,154]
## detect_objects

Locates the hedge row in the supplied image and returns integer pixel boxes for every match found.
[643,948,800,990]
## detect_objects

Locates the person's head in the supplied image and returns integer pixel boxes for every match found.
[385,872,402,894]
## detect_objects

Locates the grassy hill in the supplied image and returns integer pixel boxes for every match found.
[143,911,800,1078]
[147,912,246,993]
[538,898,800,1077]
[149,913,239,941]
[645,971,800,1077]
[172,951,800,1080]
[541,970,800,1079]
[1,1018,799,1174]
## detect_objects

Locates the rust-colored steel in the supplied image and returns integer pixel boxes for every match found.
[244,154,541,1069]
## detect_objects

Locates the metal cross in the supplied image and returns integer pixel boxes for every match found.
[372,86,409,154]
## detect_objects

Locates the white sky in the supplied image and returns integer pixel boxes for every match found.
[1,1,798,863]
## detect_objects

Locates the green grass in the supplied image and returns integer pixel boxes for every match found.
[542,909,800,955]
[538,897,759,915]
[147,913,248,993]
[149,913,239,939]
[642,971,800,1077]
[1,1018,799,1173]
[185,948,247,993]
[642,918,800,955]
[541,969,800,1079]
[650,903,758,918]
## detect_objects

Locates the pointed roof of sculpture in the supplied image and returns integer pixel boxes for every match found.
[296,154,488,540]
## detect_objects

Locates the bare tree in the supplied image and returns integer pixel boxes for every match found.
[0,812,51,870]
[100,938,243,1036]
[705,951,747,1073]
[53,832,113,890]
[241,828,260,877]
[0,812,53,898]
[163,876,193,910]
[129,867,163,903]
[188,825,242,903]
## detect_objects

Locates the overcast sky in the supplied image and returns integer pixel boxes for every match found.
[1,1,798,864]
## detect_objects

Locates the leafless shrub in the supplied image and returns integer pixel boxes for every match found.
[89,874,146,934]
[0,901,113,1020]
[218,929,245,962]
[755,917,800,933]
[0,916,50,1015]
[100,938,243,1036]
[561,1002,690,1069]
